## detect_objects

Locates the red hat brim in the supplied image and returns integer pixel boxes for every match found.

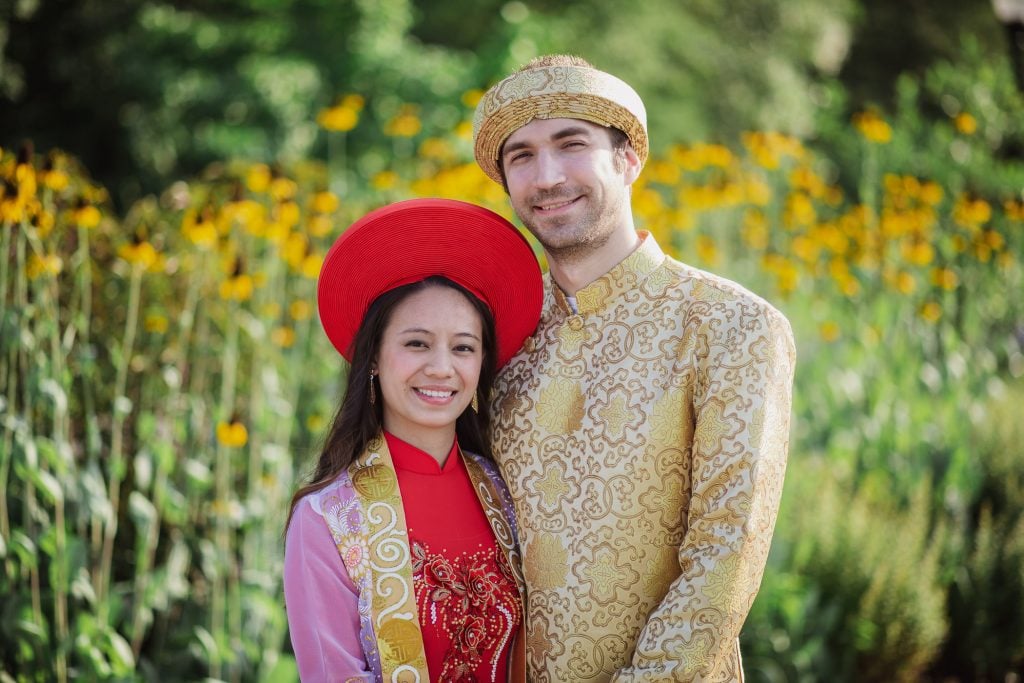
[317,198,543,368]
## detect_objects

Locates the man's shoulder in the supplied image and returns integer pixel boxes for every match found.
[655,256,789,321]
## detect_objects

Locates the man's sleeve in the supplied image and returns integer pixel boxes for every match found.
[613,300,796,682]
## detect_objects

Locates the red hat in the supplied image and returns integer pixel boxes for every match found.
[317,198,543,368]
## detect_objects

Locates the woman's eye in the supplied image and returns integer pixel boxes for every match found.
[405,340,427,348]
[455,344,477,353]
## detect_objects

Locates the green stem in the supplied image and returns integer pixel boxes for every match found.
[14,227,43,631]
[97,264,144,619]
[0,223,14,542]
[211,305,239,679]
[77,227,101,461]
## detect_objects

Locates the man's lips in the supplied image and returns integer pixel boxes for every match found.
[534,195,581,212]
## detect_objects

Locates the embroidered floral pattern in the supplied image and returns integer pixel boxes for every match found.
[411,539,521,681]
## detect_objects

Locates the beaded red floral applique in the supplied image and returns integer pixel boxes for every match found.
[411,539,521,681]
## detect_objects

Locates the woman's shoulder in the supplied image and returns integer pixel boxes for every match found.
[290,471,359,527]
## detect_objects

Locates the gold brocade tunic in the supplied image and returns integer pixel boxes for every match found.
[490,233,796,682]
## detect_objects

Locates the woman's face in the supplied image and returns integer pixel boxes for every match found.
[375,285,484,447]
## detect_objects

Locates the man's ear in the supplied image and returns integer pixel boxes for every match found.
[622,145,642,186]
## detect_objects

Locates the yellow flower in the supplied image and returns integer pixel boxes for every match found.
[853,110,893,144]
[300,253,323,279]
[220,274,254,301]
[920,181,944,206]
[983,229,1005,251]
[317,105,359,132]
[307,214,332,238]
[454,120,474,141]
[317,94,364,132]
[145,313,169,334]
[246,164,271,193]
[270,177,298,202]
[222,198,266,236]
[819,321,841,343]
[274,200,301,228]
[783,192,816,228]
[261,302,282,319]
[72,202,101,229]
[182,207,218,248]
[119,239,159,269]
[893,270,916,294]
[271,326,296,348]
[839,274,861,297]
[419,137,454,162]
[953,194,991,228]
[220,258,254,301]
[954,112,977,135]
[930,267,959,291]
[902,240,935,266]
[371,170,400,190]
[920,301,942,324]
[695,235,719,266]
[40,164,68,193]
[216,420,248,448]
[289,300,312,321]
[461,89,483,108]
[741,210,769,250]
[26,253,63,280]
[306,413,325,433]
[310,190,339,214]
[384,106,422,138]
[283,232,308,269]
[1003,199,1024,221]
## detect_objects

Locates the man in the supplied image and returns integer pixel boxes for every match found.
[474,55,796,682]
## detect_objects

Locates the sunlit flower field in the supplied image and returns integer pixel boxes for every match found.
[2,89,1022,681]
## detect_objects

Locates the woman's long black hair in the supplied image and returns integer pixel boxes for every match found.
[286,276,498,529]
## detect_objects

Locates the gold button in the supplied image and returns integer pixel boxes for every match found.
[568,316,584,331]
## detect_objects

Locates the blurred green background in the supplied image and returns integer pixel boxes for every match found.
[1,0,1023,681]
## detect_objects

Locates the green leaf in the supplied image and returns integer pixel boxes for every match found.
[39,378,68,414]
[104,630,136,674]
[192,625,220,665]
[134,450,154,490]
[32,469,63,506]
[128,490,157,530]
[114,395,133,417]
[9,531,37,569]
[263,654,299,683]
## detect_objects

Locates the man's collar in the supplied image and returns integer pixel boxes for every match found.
[551,232,666,315]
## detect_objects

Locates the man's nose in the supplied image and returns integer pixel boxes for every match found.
[534,150,567,189]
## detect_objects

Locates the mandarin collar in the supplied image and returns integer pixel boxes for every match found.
[550,231,666,316]
[383,432,461,476]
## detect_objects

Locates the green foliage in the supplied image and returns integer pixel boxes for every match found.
[744,471,948,683]
[936,383,1024,680]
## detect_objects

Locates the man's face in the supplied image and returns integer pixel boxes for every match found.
[500,118,640,260]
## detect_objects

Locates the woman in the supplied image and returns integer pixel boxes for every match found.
[284,199,543,682]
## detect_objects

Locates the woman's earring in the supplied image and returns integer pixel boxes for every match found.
[369,371,376,405]
[471,392,479,413]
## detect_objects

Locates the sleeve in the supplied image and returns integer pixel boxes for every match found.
[284,495,375,683]
[613,300,796,682]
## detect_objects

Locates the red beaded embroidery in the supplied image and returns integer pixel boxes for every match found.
[411,539,521,682]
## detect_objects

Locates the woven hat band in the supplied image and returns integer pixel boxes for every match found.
[473,64,648,184]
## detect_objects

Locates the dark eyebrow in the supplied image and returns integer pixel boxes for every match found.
[502,125,594,159]
[398,328,480,341]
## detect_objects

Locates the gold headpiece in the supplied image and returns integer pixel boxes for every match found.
[472,64,648,184]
